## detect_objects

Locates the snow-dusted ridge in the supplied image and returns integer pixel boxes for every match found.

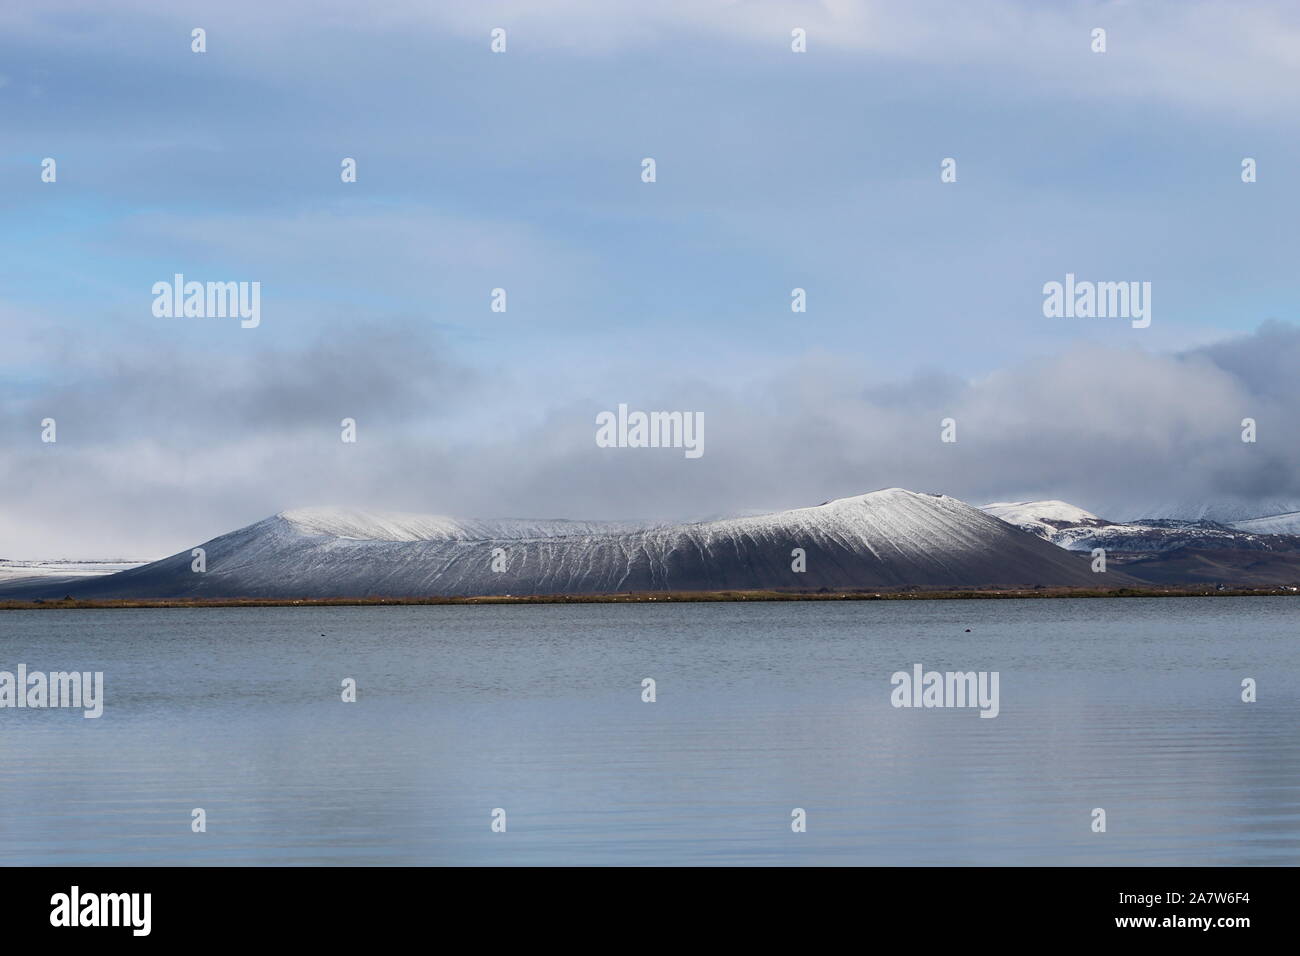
[278,490,951,542]
[12,490,1300,600]
[0,559,146,584]
[980,500,1108,539]
[1114,497,1300,524]
[278,506,653,542]
[1229,511,1300,536]
[980,498,1300,578]
[16,487,1119,600]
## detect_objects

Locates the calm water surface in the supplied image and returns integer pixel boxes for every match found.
[1,598,1296,865]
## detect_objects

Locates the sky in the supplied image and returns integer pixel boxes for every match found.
[4,0,1300,558]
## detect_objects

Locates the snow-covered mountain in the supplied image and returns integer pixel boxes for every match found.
[980,498,1300,586]
[979,500,1110,539]
[1229,510,1300,535]
[8,488,1119,600]
[1043,520,1273,554]
[1114,497,1300,525]
[980,499,1300,554]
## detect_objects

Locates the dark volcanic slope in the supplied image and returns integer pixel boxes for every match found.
[4,489,1136,600]
[1118,548,1300,587]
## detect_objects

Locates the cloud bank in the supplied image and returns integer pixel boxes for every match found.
[5,321,1299,558]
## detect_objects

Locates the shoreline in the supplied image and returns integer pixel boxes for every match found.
[2,585,1297,610]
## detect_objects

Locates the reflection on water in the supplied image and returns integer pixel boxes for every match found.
[0,598,1296,865]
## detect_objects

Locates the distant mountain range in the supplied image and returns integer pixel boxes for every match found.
[8,489,1300,601]
[0,489,1124,600]
[978,499,1300,586]
[1230,511,1300,535]
[1108,497,1300,526]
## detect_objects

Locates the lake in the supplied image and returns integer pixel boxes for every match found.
[1,597,1296,865]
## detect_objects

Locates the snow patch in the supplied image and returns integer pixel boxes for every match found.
[278,506,652,542]
[1230,511,1300,535]
[980,500,1108,538]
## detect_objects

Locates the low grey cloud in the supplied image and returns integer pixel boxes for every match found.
[5,320,1300,558]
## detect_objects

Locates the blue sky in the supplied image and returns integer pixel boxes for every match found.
[4,0,1300,556]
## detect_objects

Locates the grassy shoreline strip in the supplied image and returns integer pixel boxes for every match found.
[2,586,1297,610]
